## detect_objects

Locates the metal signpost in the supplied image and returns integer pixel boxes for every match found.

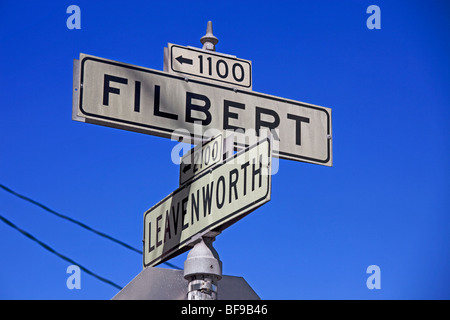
[72,21,333,300]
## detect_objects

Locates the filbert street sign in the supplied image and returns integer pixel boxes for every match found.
[73,53,332,166]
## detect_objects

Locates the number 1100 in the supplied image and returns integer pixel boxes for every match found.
[198,55,245,83]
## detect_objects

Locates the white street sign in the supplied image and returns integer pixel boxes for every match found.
[73,53,332,166]
[179,134,223,185]
[165,43,252,89]
[143,137,272,268]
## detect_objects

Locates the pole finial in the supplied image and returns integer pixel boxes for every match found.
[200,21,218,51]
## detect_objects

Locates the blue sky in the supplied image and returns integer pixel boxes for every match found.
[0,0,449,299]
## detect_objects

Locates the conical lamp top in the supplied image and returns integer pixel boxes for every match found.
[200,21,218,51]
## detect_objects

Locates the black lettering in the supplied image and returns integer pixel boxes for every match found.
[193,152,200,173]
[229,168,239,203]
[204,145,211,165]
[207,57,212,75]
[232,63,245,82]
[191,189,200,225]
[134,81,141,112]
[171,203,180,236]
[287,114,310,146]
[198,55,203,74]
[181,197,189,230]
[241,161,250,196]
[156,214,162,247]
[252,155,263,191]
[185,92,212,125]
[103,74,127,106]
[147,221,155,253]
[164,210,171,242]
[223,100,245,131]
[255,107,280,140]
[154,85,178,120]
[202,182,214,217]
[216,175,226,209]
[211,141,219,162]
[216,60,228,78]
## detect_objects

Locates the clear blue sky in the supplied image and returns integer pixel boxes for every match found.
[1,0,449,300]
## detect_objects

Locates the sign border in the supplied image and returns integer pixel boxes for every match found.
[78,54,332,165]
[143,136,272,268]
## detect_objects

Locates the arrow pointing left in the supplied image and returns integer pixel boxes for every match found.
[182,163,191,173]
[175,55,193,65]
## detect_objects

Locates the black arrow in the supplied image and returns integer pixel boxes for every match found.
[182,163,192,173]
[175,55,193,65]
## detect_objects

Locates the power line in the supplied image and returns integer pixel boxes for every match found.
[0,214,122,290]
[0,183,182,270]
[0,183,141,254]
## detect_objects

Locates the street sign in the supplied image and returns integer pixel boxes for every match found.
[164,43,252,89]
[73,53,332,166]
[179,134,223,185]
[143,137,272,268]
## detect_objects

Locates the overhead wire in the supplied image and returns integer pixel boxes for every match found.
[0,183,141,254]
[0,183,182,270]
[0,214,122,290]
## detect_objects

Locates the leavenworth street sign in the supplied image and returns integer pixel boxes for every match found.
[72,53,332,167]
[143,137,272,267]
